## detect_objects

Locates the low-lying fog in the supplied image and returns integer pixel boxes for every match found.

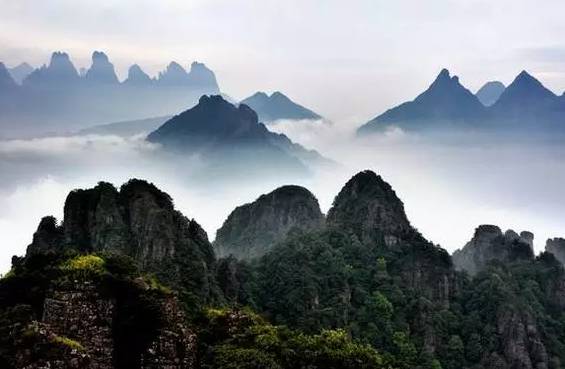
[1,120,564,273]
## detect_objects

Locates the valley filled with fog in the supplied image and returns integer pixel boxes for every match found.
[1,117,564,273]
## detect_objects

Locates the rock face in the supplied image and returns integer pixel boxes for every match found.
[240,91,322,122]
[452,225,535,275]
[214,185,325,259]
[147,95,326,172]
[24,51,80,87]
[27,180,220,304]
[476,81,505,106]
[85,51,119,85]
[326,170,413,246]
[186,62,219,93]
[546,238,565,265]
[358,68,486,133]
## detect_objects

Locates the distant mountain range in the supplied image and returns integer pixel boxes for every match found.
[0,51,220,137]
[358,68,565,134]
[240,91,322,123]
[147,95,330,174]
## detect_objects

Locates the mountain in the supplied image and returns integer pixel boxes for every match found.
[123,64,153,86]
[147,95,327,172]
[240,91,322,122]
[84,51,119,84]
[475,81,505,106]
[23,51,81,88]
[214,185,324,259]
[0,51,222,137]
[358,69,486,133]
[7,62,33,84]
[546,237,565,266]
[490,70,560,123]
[452,225,534,275]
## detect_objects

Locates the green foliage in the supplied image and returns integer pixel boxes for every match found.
[52,335,85,352]
[60,254,106,280]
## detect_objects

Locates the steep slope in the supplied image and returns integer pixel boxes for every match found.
[147,95,327,172]
[186,61,220,93]
[27,179,221,306]
[546,237,565,265]
[84,51,119,85]
[214,185,324,259]
[452,225,535,275]
[23,51,81,88]
[358,69,486,133]
[491,70,560,124]
[476,81,505,106]
[0,62,18,90]
[240,91,322,122]
[123,64,153,86]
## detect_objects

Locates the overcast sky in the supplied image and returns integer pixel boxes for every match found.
[1,0,565,122]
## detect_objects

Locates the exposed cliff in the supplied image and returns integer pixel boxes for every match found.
[452,225,535,275]
[214,185,324,260]
[546,237,565,266]
[27,179,221,306]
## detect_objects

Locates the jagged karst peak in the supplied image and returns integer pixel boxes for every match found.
[476,80,505,106]
[240,90,322,122]
[187,61,220,92]
[214,185,324,260]
[326,170,414,245]
[85,50,119,84]
[157,61,190,85]
[22,51,80,86]
[546,237,565,266]
[452,224,535,275]
[124,63,152,85]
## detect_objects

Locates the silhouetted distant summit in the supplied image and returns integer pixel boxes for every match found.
[186,62,219,92]
[240,91,322,122]
[23,52,80,87]
[491,70,558,120]
[7,62,33,84]
[84,51,119,84]
[147,95,327,172]
[358,68,486,133]
[157,61,190,86]
[124,64,153,86]
[476,81,505,106]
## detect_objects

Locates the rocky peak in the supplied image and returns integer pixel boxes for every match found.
[27,179,219,304]
[186,61,219,92]
[493,70,556,112]
[7,62,33,84]
[214,185,325,260]
[85,51,119,84]
[124,64,152,85]
[452,225,535,275]
[546,238,565,266]
[23,51,80,87]
[326,170,413,245]
[240,90,322,122]
[157,61,190,85]
[0,62,17,89]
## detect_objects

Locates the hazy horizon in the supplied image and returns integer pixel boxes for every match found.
[2,0,565,123]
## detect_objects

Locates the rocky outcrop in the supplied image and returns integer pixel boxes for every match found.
[452,225,535,275]
[124,64,153,86]
[186,62,219,93]
[545,238,565,266]
[27,179,220,305]
[326,170,413,245]
[157,62,190,86]
[85,51,119,85]
[23,51,80,87]
[214,185,324,259]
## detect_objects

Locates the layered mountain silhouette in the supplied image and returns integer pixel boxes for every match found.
[358,68,565,133]
[475,81,505,106]
[0,62,17,91]
[7,62,33,84]
[147,95,329,173]
[0,51,220,137]
[240,91,322,123]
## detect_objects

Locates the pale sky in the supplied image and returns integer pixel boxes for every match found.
[1,0,565,122]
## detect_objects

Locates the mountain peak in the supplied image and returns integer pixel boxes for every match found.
[326,170,414,245]
[23,51,80,86]
[187,61,219,92]
[476,81,505,106]
[124,64,152,85]
[7,62,34,84]
[157,61,189,85]
[240,90,321,122]
[0,62,17,89]
[85,51,119,84]
[492,70,556,114]
[214,184,324,260]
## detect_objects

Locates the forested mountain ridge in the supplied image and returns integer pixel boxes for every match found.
[2,171,565,368]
